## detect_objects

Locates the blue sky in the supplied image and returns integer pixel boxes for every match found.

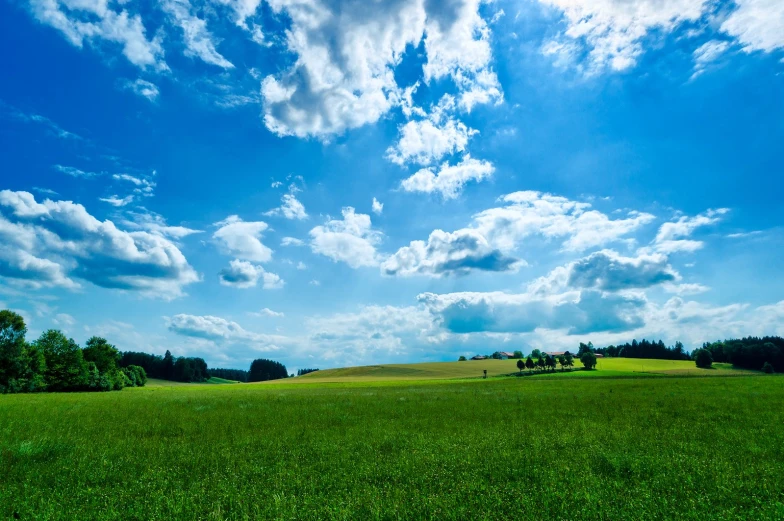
[1,0,782,371]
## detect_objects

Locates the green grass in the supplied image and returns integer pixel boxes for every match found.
[1,374,782,520]
[293,357,754,382]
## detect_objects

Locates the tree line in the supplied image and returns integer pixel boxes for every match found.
[587,339,691,360]
[693,337,783,372]
[120,351,210,383]
[297,368,319,376]
[1,310,146,393]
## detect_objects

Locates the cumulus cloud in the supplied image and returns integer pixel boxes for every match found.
[123,78,160,101]
[650,208,729,254]
[371,197,384,215]
[119,208,201,239]
[386,96,477,165]
[281,236,305,247]
[309,207,382,268]
[0,190,199,297]
[28,0,166,70]
[260,0,500,138]
[218,259,283,289]
[419,288,647,335]
[212,215,272,262]
[382,228,522,277]
[473,191,655,253]
[401,155,494,199]
[167,313,285,350]
[565,250,679,291]
[264,193,308,220]
[160,0,234,69]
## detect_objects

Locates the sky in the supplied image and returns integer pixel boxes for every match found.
[0,0,783,372]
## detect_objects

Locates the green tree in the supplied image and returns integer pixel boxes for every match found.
[536,356,545,371]
[530,349,543,359]
[762,361,775,374]
[36,330,88,391]
[0,310,33,392]
[512,350,523,359]
[695,349,713,369]
[458,355,467,361]
[565,352,574,369]
[580,351,597,370]
[516,359,524,373]
[547,355,557,372]
[525,356,535,373]
[558,355,566,371]
[162,350,175,380]
[82,337,121,374]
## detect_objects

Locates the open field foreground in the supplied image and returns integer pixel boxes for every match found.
[2,375,783,520]
[293,357,754,382]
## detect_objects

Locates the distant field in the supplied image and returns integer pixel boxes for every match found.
[293,357,753,383]
[144,377,239,387]
[1,374,782,520]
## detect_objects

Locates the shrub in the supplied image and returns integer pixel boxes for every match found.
[458,356,467,362]
[695,349,713,369]
[762,362,774,374]
[580,351,597,370]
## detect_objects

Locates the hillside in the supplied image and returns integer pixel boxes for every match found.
[294,357,752,383]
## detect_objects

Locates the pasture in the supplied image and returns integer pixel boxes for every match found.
[2,371,783,520]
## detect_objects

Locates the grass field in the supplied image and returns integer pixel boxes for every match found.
[293,357,753,382]
[2,371,783,520]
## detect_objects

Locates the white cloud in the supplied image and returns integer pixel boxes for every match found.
[382,228,523,278]
[167,313,285,350]
[281,236,305,247]
[113,173,156,196]
[28,0,166,70]
[650,208,729,254]
[120,208,201,239]
[53,313,75,326]
[260,0,500,138]
[721,0,784,54]
[401,155,494,199]
[123,78,160,101]
[264,193,308,220]
[218,259,284,289]
[473,191,655,253]
[54,165,100,178]
[692,40,731,77]
[309,279,321,286]
[296,261,307,270]
[160,0,234,69]
[371,197,384,215]
[99,195,134,207]
[214,0,262,27]
[212,215,272,262]
[309,207,382,268]
[0,190,199,298]
[386,96,478,165]
[249,307,284,318]
[539,0,709,72]
[564,250,679,291]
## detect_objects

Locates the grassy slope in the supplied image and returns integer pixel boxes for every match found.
[144,377,238,387]
[293,358,752,383]
[1,376,782,520]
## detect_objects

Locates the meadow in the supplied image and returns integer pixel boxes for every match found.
[2,365,783,520]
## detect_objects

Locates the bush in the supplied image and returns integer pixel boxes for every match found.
[695,349,713,369]
[458,356,466,362]
[762,362,775,374]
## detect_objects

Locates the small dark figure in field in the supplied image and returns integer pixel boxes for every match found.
[483,369,487,379]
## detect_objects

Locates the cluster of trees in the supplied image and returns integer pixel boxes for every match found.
[515,352,583,373]
[0,310,146,394]
[693,337,782,372]
[209,368,249,382]
[120,351,209,382]
[248,359,289,382]
[297,368,319,376]
[585,340,691,360]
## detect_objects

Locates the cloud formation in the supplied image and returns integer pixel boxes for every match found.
[310,207,382,268]
[401,155,494,199]
[213,215,272,262]
[0,190,199,297]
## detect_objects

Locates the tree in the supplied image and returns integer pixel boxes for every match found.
[36,330,88,391]
[458,356,467,361]
[162,350,175,380]
[516,359,524,373]
[525,356,535,373]
[512,350,523,359]
[536,356,545,372]
[565,352,574,370]
[82,337,121,375]
[762,362,775,374]
[577,342,594,357]
[558,355,566,371]
[695,349,713,369]
[530,349,543,359]
[248,359,288,382]
[580,351,597,370]
[0,310,37,393]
